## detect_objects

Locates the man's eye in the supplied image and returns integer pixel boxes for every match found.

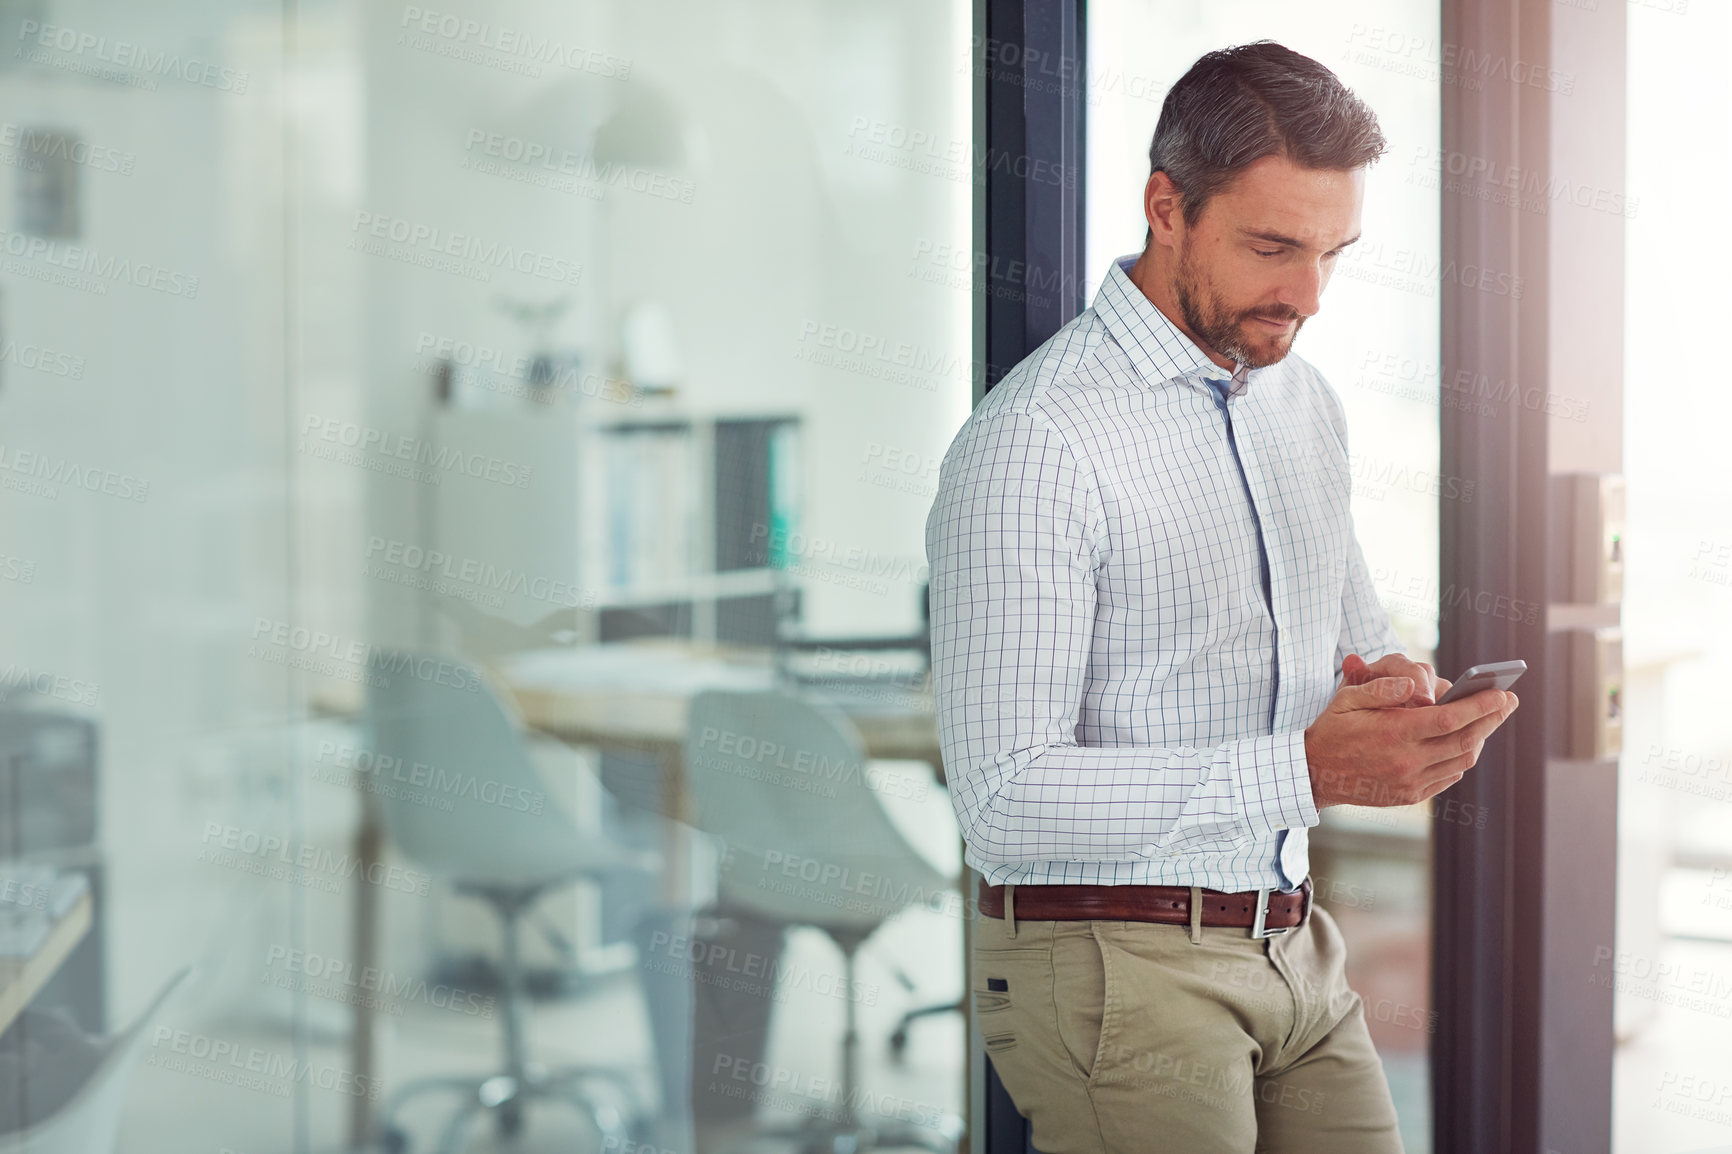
[1253,248,1280,258]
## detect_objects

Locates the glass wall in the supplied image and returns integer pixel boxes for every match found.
[0,1,972,1151]
[1087,5,1442,1149]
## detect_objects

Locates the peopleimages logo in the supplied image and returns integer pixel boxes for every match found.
[314,738,549,815]
[348,210,582,286]
[363,535,593,610]
[1409,145,1638,219]
[1343,24,1575,94]
[745,521,928,587]
[247,617,485,694]
[709,1054,945,1129]
[397,6,631,79]
[15,19,250,92]
[300,415,535,488]
[199,821,433,896]
[692,726,929,802]
[147,1029,378,1100]
[0,123,135,174]
[0,228,200,297]
[0,664,99,707]
[844,115,1076,191]
[0,337,84,379]
[0,443,147,502]
[262,945,495,1018]
[965,35,1170,107]
[461,129,694,203]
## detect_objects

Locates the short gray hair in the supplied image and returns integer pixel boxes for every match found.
[1148,41,1387,229]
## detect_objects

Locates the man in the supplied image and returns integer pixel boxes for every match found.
[925,42,1519,1153]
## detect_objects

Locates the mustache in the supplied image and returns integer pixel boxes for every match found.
[1245,307,1301,323]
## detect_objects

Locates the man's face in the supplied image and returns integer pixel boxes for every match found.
[1170,155,1364,368]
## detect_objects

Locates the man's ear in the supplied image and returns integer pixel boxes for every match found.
[1145,170,1185,253]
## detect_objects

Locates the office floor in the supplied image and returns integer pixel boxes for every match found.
[117,910,965,1154]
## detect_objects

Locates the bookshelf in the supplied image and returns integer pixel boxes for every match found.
[426,406,801,650]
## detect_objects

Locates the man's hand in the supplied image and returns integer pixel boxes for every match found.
[1340,652,1450,707]
[1304,673,1519,809]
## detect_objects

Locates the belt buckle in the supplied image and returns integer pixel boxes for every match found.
[1251,887,1294,940]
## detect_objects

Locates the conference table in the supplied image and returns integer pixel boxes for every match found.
[310,639,947,1144]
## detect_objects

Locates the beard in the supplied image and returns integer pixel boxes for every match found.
[1174,242,1305,369]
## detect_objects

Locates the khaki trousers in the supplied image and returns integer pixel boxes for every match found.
[973,895,1404,1153]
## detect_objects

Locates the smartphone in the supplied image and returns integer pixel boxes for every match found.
[1432,659,1528,706]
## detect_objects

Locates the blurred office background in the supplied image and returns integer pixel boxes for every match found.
[0,0,971,1151]
[1612,1,1732,1150]
[0,0,1717,1152]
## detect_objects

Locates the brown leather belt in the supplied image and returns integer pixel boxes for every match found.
[977,877,1312,938]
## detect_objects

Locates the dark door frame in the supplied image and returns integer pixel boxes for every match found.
[974,0,1087,408]
[973,0,1086,1147]
[1430,2,1624,1153]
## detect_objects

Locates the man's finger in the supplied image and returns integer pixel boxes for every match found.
[1417,770,1468,803]
[1339,676,1413,710]
[1415,688,1515,735]
[1359,654,1434,702]
[1404,660,1436,703]
[1414,704,1514,769]
[1403,673,1449,709]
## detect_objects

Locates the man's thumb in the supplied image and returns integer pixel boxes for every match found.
[1344,676,1411,708]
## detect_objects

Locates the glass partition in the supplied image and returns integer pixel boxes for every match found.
[0,1,973,1151]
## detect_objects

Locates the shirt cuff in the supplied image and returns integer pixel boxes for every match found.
[1236,730,1319,836]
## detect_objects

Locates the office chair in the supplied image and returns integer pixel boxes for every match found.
[0,966,192,1154]
[364,652,650,1154]
[685,690,964,1154]
[886,985,960,1064]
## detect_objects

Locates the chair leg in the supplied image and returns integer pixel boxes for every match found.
[374,1074,489,1151]
[773,931,966,1154]
[837,941,862,1129]
[538,1060,657,1143]
[380,887,655,1149]
[482,893,539,1138]
[553,1083,631,1149]
[497,898,531,1107]
[889,997,965,1061]
[431,1092,486,1154]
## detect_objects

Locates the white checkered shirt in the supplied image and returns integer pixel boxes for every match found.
[925,253,1406,892]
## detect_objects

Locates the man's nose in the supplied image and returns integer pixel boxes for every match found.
[1277,260,1326,317]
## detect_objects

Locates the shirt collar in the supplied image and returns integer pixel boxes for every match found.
[1094,253,1257,397]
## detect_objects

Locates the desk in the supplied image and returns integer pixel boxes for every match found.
[0,892,93,1036]
[496,643,941,768]
[312,641,942,772]
[311,641,946,1145]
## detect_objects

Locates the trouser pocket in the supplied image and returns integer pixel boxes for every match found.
[971,945,1048,1059]
[1050,923,1112,1084]
[973,921,1112,1080]
[972,926,1117,1154]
